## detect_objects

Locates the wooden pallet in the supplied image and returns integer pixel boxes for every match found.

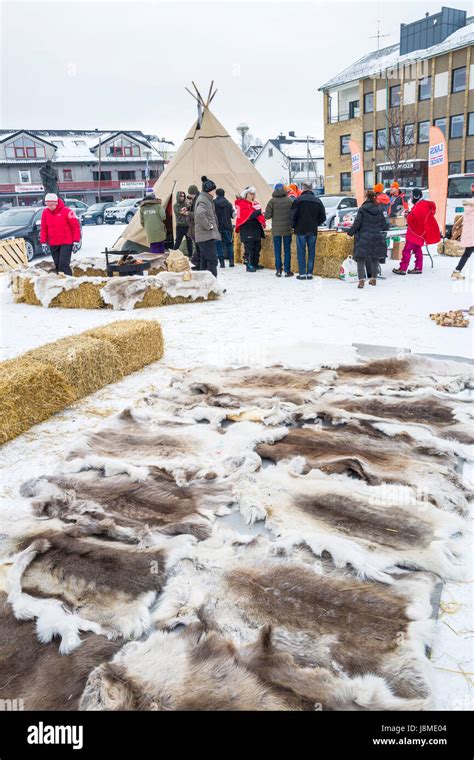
[0,237,28,271]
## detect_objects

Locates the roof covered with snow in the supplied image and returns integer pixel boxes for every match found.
[319,17,474,91]
[0,129,175,163]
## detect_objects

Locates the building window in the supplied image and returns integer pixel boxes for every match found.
[349,100,359,118]
[404,124,415,145]
[118,170,136,181]
[448,161,462,175]
[390,127,401,147]
[52,140,64,147]
[5,136,45,159]
[434,117,447,137]
[364,92,373,114]
[18,170,31,184]
[467,112,474,137]
[107,137,140,157]
[418,76,431,101]
[376,128,386,150]
[340,172,351,192]
[465,160,474,173]
[450,114,464,139]
[364,170,374,189]
[268,148,273,157]
[390,84,401,107]
[452,67,466,94]
[63,169,73,181]
[417,121,430,143]
[340,135,350,155]
[363,131,373,151]
[74,140,87,146]
[92,171,112,181]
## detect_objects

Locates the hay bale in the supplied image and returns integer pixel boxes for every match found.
[233,230,353,277]
[83,320,164,374]
[0,359,75,444]
[438,239,463,257]
[19,276,42,305]
[50,282,107,309]
[24,336,124,399]
[72,266,107,277]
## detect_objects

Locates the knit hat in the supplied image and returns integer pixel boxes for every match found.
[187,184,199,195]
[302,181,313,191]
[216,188,225,197]
[201,175,216,193]
[274,183,284,190]
[45,193,58,202]
[241,186,256,198]
[411,188,423,201]
[373,183,384,194]
[391,181,400,189]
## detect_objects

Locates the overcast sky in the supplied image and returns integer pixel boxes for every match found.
[1,0,472,146]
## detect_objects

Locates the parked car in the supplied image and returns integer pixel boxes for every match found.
[445,173,474,237]
[105,198,141,224]
[62,198,89,219]
[0,207,82,261]
[336,208,358,231]
[318,195,358,228]
[81,202,115,225]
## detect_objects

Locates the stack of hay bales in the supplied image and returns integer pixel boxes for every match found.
[11,269,220,310]
[0,320,164,444]
[233,231,353,277]
[437,239,464,257]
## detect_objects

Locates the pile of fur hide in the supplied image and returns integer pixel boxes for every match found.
[1,355,472,711]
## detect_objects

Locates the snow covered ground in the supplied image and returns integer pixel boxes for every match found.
[0,223,472,710]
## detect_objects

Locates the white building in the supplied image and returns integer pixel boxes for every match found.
[252,132,325,190]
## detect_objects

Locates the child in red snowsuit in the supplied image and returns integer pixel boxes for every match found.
[393,188,440,275]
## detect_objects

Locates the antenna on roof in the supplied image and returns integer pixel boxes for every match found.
[369,19,390,51]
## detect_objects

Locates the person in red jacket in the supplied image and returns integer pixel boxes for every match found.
[40,193,81,275]
[393,188,440,275]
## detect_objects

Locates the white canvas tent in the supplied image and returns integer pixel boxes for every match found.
[114,83,272,251]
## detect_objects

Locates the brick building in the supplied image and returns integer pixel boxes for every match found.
[319,7,474,195]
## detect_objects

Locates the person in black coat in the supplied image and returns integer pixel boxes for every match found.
[214,189,235,267]
[290,182,326,279]
[347,189,389,288]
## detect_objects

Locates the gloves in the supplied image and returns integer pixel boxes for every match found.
[41,244,49,254]
[72,242,80,253]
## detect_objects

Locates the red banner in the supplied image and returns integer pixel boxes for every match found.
[428,126,448,236]
[348,140,365,207]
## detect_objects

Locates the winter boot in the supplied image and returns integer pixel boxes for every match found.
[229,258,235,268]
[392,268,406,275]
[246,264,256,272]
[451,270,464,280]
[307,274,313,280]
[407,268,422,274]
[276,269,282,277]
[369,278,377,286]
[219,259,225,268]
[296,275,307,280]
[285,271,294,278]
[358,280,365,289]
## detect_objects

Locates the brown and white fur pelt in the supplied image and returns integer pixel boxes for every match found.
[79,622,427,711]
[147,532,435,708]
[64,408,287,486]
[4,528,196,652]
[0,591,123,710]
[255,423,470,515]
[232,462,466,583]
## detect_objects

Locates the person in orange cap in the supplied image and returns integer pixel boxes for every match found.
[373,183,391,209]
[388,181,406,219]
[285,183,301,199]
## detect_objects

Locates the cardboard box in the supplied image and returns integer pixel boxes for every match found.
[391,241,404,260]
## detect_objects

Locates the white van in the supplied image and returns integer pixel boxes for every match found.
[446,174,474,237]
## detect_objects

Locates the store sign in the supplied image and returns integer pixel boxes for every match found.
[428,142,445,167]
[15,184,44,193]
[378,162,415,172]
[351,152,361,173]
[119,181,145,190]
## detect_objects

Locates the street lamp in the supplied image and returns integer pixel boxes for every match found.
[236,122,249,152]
[95,128,102,202]
[144,149,152,193]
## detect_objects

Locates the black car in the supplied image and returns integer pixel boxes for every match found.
[0,207,82,262]
[81,202,115,225]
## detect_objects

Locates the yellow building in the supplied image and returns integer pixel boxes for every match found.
[319,7,474,195]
